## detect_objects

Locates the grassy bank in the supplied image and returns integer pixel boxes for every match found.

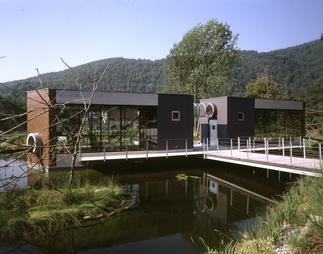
[0,178,136,243]
[210,169,323,254]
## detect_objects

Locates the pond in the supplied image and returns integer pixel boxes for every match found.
[0,158,288,253]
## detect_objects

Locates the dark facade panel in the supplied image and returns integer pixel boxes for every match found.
[157,94,194,150]
[227,97,255,139]
[217,124,228,141]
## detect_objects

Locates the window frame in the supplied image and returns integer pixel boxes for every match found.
[237,112,244,121]
[172,111,181,121]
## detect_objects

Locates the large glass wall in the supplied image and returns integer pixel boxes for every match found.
[254,109,303,139]
[56,104,158,152]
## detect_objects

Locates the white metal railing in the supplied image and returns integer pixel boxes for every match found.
[78,136,322,168]
[204,136,322,169]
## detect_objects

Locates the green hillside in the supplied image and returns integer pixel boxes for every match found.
[234,39,323,97]
[2,39,323,99]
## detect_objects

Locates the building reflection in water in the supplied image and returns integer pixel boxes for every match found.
[0,169,282,254]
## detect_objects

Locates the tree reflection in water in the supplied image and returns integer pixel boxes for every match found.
[0,168,286,254]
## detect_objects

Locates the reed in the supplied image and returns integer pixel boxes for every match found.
[207,168,323,253]
[0,179,130,243]
[224,168,323,253]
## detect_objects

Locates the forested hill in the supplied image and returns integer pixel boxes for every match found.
[2,58,165,96]
[3,39,323,98]
[234,39,323,97]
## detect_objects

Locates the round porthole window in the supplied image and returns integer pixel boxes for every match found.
[26,133,42,153]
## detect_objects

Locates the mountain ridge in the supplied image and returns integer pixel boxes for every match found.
[2,39,323,98]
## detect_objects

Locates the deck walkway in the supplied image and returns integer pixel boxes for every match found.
[80,145,322,177]
[205,149,321,177]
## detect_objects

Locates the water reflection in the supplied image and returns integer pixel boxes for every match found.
[0,168,286,253]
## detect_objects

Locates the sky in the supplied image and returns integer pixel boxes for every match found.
[1,0,323,83]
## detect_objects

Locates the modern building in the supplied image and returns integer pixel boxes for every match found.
[26,89,194,170]
[26,89,305,171]
[199,96,305,144]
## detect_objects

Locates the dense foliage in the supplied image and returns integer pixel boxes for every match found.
[1,39,323,134]
[1,40,322,100]
[234,39,323,97]
[2,57,165,96]
[163,19,239,102]
[0,94,25,132]
[245,76,285,99]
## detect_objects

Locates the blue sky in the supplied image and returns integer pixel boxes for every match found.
[1,0,322,83]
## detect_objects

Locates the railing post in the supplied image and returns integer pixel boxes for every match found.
[264,138,267,156]
[126,143,128,161]
[290,141,293,165]
[230,139,233,157]
[238,137,240,151]
[104,142,106,162]
[266,139,269,162]
[247,139,249,159]
[279,137,281,150]
[216,138,219,154]
[282,138,285,156]
[203,138,205,159]
[303,138,306,159]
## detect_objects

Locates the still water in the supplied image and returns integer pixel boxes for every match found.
[0,158,288,254]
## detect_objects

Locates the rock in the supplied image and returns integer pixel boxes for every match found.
[298,226,310,241]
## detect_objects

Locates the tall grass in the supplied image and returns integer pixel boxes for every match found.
[0,177,131,243]
[207,168,323,253]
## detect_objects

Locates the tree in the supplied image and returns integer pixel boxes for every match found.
[162,19,239,102]
[245,76,282,99]
[35,59,110,188]
[303,72,323,135]
[0,94,26,131]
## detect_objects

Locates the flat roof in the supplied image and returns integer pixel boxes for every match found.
[255,98,304,110]
[55,89,159,106]
[26,89,159,106]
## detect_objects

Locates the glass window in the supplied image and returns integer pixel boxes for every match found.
[237,112,244,121]
[172,111,180,121]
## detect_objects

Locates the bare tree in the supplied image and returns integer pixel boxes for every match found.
[0,59,110,190]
